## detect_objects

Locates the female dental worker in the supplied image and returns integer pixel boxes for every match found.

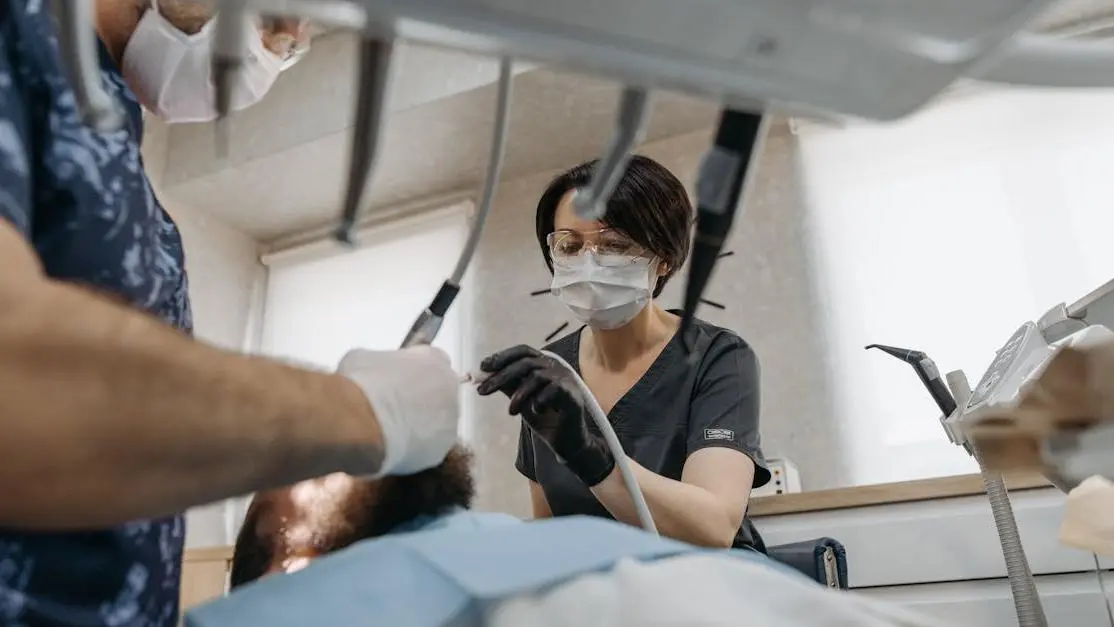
[478,156,772,551]
[0,3,460,626]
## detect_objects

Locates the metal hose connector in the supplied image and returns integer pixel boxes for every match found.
[975,447,1049,627]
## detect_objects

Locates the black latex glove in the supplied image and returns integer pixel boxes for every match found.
[476,345,615,487]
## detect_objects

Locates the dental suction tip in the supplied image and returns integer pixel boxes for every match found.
[864,343,924,363]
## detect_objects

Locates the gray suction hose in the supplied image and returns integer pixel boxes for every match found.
[948,371,1048,627]
[540,350,658,535]
[976,450,1048,627]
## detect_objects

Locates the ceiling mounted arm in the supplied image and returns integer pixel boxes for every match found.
[973,33,1114,88]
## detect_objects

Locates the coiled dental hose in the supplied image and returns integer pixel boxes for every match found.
[466,351,657,535]
[540,350,657,535]
[947,371,1047,627]
[974,448,1048,627]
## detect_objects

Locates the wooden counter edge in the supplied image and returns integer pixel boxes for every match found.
[181,473,1054,561]
[183,545,233,563]
[749,471,1052,518]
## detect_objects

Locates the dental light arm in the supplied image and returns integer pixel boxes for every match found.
[212,0,249,155]
[56,0,1114,143]
[399,58,514,348]
[572,87,651,221]
[679,110,766,354]
[335,33,395,245]
[50,0,124,132]
[977,34,1114,88]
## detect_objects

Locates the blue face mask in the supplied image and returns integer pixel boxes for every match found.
[550,253,655,329]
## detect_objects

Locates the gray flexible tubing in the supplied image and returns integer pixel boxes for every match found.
[540,350,658,535]
[450,57,512,284]
[974,447,1049,627]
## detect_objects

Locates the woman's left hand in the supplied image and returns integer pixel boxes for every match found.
[476,345,615,486]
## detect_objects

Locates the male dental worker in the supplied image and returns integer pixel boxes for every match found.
[0,2,461,626]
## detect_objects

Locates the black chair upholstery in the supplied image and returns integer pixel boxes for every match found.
[766,537,848,589]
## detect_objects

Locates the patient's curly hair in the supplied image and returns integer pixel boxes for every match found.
[229,446,475,589]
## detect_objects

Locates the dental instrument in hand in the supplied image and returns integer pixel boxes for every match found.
[335,31,395,245]
[678,110,767,356]
[462,349,657,534]
[399,57,514,348]
[572,87,650,221]
[212,0,249,156]
[50,0,125,132]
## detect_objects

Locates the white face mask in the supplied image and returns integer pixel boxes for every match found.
[551,253,656,330]
[121,2,285,124]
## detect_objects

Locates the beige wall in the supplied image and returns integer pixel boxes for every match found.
[171,202,264,548]
[466,126,846,517]
[146,116,266,547]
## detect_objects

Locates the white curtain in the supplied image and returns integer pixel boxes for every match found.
[797,87,1114,485]
[260,206,471,370]
[221,203,475,542]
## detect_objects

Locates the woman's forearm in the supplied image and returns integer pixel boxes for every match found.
[590,460,742,547]
[0,273,383,529]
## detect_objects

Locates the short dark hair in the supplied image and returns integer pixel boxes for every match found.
[229,446,476,589]
[535,155,694,297]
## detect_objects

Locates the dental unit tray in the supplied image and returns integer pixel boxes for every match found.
[253,0,1114,122]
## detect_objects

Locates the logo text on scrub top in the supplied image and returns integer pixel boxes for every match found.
[704,428,735,441]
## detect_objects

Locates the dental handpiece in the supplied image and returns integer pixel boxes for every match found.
[572,87,651,220]
[213,0,249,156]
[51,0,125,132]
[678,109,767,355]
[335,34,394,245]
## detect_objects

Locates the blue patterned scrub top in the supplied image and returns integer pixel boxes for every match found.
[0,1,193,626]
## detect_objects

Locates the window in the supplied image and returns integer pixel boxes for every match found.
[258,203,475,438]
[796,88,1114,485]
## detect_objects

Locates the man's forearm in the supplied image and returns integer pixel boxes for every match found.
[0,278,383,529]
[590,461,739,547]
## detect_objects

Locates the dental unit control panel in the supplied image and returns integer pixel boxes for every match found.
[946,281,1114,491]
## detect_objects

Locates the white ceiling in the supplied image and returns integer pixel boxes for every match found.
[144,0,1114,242]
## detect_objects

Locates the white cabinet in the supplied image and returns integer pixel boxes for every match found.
[858,574,1112,627]
[754,488,1114,626]
[756,488,1110,588]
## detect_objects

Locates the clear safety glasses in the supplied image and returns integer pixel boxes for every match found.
[546,228,649,267]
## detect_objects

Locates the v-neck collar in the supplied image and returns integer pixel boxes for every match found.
[569,322,683,429]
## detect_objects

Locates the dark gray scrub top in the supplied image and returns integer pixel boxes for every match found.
[516,315,772,551]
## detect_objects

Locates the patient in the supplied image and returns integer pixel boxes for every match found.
[230,445,496,588]
[214,447,945,627]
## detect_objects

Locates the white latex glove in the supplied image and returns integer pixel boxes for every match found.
[338,346,460,477]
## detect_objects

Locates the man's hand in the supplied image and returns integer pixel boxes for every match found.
[476,345,614,486]
[339,346,460,476]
